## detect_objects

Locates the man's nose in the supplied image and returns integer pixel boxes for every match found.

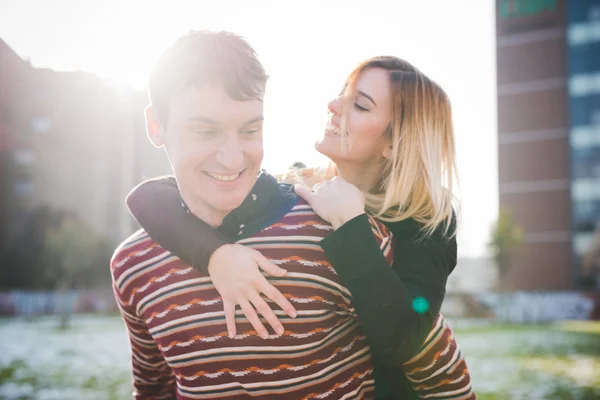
[216,134,245,171]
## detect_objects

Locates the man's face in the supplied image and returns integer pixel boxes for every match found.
[147,84,264,226]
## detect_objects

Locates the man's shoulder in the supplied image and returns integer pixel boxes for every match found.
[275,198,390,235]
[283,197,316,217]
[242,197,325,237]
[110,229,159,275]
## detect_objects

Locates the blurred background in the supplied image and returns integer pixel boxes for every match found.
[0,0,599,399]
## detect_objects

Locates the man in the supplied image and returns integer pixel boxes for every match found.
[111,30,389,399]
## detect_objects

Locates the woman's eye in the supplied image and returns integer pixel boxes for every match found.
[354,103,368,111]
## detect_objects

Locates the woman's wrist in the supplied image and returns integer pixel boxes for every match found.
[207,244,235,274]
[330,210,367,230]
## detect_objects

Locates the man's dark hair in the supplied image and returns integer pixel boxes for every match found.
[148,30,268,124]
[290,162,306,170]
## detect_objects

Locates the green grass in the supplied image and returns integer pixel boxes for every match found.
[451,320,600,399]
[0,358,130,400]
[556,320,600,335]
[0,315,599,399]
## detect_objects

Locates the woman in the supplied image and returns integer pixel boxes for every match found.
[127,56,473,399]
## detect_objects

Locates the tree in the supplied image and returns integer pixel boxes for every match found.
[1,207,66,290]
[581,231,600,289]
[43,215,113,328]
[488,208,524,292]
[2,207,112,291]
[1,206,113,327]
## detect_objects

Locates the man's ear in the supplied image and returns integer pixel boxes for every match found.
[145,105,165,148]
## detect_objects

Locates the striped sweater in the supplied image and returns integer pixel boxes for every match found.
[111,200,393,399]
[401,314,475,399]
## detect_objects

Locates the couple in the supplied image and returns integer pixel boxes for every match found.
[111,30,475,399]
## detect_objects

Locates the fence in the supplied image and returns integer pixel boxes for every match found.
[0,289,118,316]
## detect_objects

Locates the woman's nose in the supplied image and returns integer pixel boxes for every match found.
[327,96,342,115]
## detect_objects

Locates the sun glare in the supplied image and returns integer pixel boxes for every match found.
[0,0,499,257]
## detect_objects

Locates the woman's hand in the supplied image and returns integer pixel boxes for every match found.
[294,176,366,230]
[209,244,297,339]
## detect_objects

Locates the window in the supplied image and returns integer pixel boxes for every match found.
[14,180,34,196]
[574,232,596,257]
[13,149,35,166]
[572,178,600,201]
[571,146,600,179]
[567,21,600,46]
[499,0,558,20]
[569,72,600,97]
[570,126,600,150]
[573,201,595,222]
[30,117,52,134]
[590,5,600,21]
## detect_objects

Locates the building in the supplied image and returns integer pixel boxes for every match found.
[0,38,27,249]
[496,0,600,290]
[567,1,600,283]
[0,39,172,248]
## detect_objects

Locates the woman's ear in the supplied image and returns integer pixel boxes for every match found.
[383,144,393,159]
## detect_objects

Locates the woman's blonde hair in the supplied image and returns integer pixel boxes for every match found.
[283,56,459,238]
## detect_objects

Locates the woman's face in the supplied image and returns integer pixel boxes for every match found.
[315,67,393,165]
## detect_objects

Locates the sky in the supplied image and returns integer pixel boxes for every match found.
[0,0,498,257]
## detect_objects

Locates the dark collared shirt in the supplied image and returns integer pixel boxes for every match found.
[128,171,298,273]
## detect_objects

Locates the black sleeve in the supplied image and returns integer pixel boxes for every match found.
[125,177,233,274]
[320,214,456,367]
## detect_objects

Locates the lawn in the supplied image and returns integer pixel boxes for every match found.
[1,316,599,399]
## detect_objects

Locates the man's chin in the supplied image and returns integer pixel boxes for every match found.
[214,191,250,211]
[213,200,246,219]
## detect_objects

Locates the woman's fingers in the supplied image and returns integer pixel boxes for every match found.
[223,300,237,339]
[249,291,285,337]
[238,298,269,339]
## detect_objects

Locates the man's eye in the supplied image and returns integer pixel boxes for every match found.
[243,129,260,135]
[197,130,217,136]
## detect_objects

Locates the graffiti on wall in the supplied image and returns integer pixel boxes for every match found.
[477,291,597,323]
[0,290,117,316]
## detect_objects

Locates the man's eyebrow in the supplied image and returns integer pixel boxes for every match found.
[241,116,264,127]
[358,91,377,106]
[187,116,219,125]
[187,116,264,126]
